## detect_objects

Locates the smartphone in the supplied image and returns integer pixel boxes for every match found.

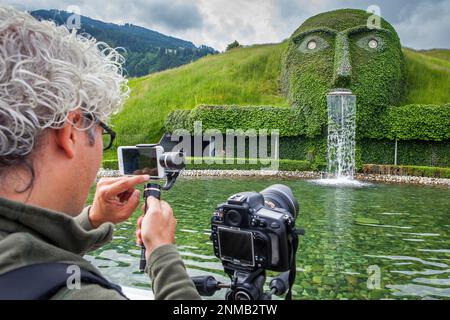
[117,145,165,178]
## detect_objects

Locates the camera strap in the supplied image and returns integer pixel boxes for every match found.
[286,229,299,300]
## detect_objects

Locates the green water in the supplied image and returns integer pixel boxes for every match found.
[86,177,450,300]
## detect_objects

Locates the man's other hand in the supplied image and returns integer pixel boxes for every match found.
[89,175,150,228]
[135,196,176,259]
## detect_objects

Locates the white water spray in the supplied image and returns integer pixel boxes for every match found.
[311,89,367,187]
[326,89,356,179]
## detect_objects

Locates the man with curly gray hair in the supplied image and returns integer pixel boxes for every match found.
[0,6,200,300]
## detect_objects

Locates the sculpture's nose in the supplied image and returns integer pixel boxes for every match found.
[333,34,352,88]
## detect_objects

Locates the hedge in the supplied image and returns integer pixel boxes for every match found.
[102,159,119,170]
[388,104,450,141]
[358,139,450,167]
[101,158,312,172]
[363,164,450,179]
[186,158,311,171]
[102,159,450,178]
[164,109,192,132]
[179,136,448,168]
[165,104,304,137]
[164,103,450,142]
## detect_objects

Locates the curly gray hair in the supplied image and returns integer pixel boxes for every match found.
[0,6,129,170]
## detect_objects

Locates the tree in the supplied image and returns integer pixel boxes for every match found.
[226,40,241,51]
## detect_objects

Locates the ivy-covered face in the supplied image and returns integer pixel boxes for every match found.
[281,9,405,137]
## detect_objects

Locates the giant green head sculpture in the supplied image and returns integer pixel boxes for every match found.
[281,9,406,137]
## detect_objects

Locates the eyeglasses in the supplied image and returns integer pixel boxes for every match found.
[83,114,116,151]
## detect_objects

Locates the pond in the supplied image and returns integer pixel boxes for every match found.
[85,177,450,300]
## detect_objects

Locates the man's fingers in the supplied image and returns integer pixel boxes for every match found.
[160,200,173,218]
[136,229,143,245]
[104,175,150,198]
[97,177,124,186]
[123,189,140,212]
[118,188,135,202]
[137,215,144,228]
[145,196,161,215]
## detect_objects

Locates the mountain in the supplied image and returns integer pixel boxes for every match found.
[30,9,218,77]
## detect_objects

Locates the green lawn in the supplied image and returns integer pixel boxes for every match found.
[402,48,450,105]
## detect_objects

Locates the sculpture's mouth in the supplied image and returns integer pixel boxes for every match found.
[328,88,353,96]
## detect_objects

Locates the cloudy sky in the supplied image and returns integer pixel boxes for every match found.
[2,0,449,51]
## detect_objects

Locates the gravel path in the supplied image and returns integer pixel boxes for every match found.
[97,168,450,187]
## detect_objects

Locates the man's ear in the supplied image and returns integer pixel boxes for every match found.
[54,112,83,159]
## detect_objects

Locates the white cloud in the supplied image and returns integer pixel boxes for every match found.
[393,0,450,49]
[1,0,448,51]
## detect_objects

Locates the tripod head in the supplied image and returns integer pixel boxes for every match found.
[191,269,292,300]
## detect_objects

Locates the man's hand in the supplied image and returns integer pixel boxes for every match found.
[136,196,177,259]
[89,175,150,228]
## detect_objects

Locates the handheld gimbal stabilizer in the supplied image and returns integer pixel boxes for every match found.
[137,144,184,272]
[139,172,181,272]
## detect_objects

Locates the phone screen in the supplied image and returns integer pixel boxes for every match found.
[120,147,160,177]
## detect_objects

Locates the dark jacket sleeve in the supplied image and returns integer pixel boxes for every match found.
[73,206,95,231]
[146,244,201,300]
[73,206,113,253]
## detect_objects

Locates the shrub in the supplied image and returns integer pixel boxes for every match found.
[165,103,450,142]
[165,104,305,136]
[186,157,311,171]
[387,104,450,141]
[102,159,119,170]
[164,109,192,132]
[363,164,450,178]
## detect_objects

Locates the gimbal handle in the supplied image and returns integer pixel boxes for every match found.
[139,183,161,272]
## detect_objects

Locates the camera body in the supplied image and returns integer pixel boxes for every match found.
[211,190,297,273]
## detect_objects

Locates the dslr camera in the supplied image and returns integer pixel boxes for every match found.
[211,185,299,273]
[193,185,303,300]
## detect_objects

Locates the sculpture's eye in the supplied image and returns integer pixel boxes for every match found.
[357,34,385,51]
[307,40,317,50]
[368,39,378,49]
[297,35,329,53]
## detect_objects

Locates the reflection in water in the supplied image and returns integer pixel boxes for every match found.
[86,177,450,300]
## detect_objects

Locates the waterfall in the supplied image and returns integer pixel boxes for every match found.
[326,89,356,179]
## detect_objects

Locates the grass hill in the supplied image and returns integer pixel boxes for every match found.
[106,43,449,159]
[108,43,289,154]
[403,48,450,104]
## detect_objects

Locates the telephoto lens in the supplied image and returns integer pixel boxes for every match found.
[159,151,185,171]
[260,184,299,220]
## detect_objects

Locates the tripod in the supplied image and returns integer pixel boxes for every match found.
[191,268,291,300]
